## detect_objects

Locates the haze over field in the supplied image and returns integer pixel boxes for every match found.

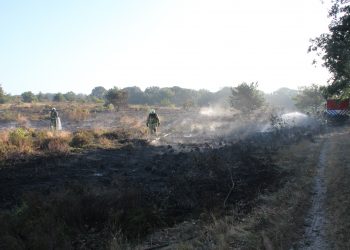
[0,0,332,95]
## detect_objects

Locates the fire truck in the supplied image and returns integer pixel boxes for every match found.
[324,99,350,122]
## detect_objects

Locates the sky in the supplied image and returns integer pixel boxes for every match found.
[0,0,332,95]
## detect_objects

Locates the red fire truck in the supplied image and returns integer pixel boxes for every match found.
[324,99,350,122]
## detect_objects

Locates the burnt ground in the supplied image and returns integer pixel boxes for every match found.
[0,107,326,248]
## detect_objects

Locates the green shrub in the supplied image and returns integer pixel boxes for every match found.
[8,128,32,151]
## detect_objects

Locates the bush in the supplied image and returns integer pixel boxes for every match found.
[70,130,95,148]
[21,91,37,103]
[40,137,70,154]
[8,128,32,152]
[53,93,65,102]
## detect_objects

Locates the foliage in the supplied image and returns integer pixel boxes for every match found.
[144,86,161,105]
[53,93,66,102]
[123,86,146,104]
[197,89,213,106]
[160,98,172,107]
[230,82,265,114]
[310,0,350,98]
[0,84,8,104]
[90,86,107,100]
[21,91,37,103]
[265,87,298,111]
[8,128,32,152]
[36,92,49,102]
[63,91,76,102]
[0,84,289,108]
[104,87,128,111]
[293,84,325,112]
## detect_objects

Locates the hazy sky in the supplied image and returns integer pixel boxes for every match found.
[0,0,332,95]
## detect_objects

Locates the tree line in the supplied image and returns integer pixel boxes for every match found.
[0,82,330,114]
[0,84,233,108]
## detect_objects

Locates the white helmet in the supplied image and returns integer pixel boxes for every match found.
[150,109,156,114]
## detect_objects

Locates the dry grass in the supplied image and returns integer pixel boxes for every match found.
[0,127,140,164]
[120,115,144,130]
[0,110,20,121]
[65,107,91,121]
[16,113,29,127]
[97,136,115,148]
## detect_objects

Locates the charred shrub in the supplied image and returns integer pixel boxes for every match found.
[162,143,281,217]
[0,195,72,250]
[102,129,130,140]
[0,186,163,250]
[70,130,95,148]
[102,131,123,140]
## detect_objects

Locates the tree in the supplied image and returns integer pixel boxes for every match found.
[90,86,107,100]
[37,92,49,102]
[230,82,265,114]
[197,89,213,106]
[293,84,324,112]
[157,88,175,106]
[310,0,350,98]
[170,86,196,106]
[53,93,65,102]
[265,87,298,111]
[104,87,128,111]
[144,86,161,104]
[0,84,7,104]
[123,86,146,104]
[63,91,76,102]
[21,91,37,103]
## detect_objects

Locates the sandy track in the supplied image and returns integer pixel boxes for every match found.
[297,137,330,249]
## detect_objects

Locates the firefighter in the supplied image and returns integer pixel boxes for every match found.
[146,109,160,135]
[50,107,59,130]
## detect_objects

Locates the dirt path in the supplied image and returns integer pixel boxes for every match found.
[297,137,330,249]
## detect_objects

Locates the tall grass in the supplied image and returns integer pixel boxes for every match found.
[66,107,91,121]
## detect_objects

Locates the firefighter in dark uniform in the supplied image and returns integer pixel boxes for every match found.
[50,107,59,130]
[146,109,160,135]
